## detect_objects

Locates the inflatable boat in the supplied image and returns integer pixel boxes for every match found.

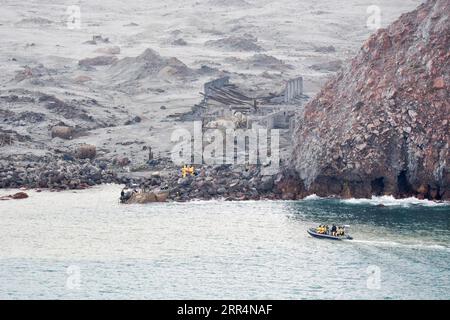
[307,227,353,240]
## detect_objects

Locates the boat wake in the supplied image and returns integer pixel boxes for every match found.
[341,195,449,207]
[351,239,450,252]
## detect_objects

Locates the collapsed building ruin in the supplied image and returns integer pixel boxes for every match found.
[165,75,308,163]
[167,76,308,161]
[197,76,307,132]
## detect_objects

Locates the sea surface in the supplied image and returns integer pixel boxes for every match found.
[0,185,449,299]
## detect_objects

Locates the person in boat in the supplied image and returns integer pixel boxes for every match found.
[316,225,323,234]
[337,226,345,236]
[120,187,133,203]
[331,225,337,236]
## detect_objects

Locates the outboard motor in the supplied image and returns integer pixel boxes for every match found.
[120,188,133,203]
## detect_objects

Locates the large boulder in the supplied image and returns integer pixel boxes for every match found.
[126,191,168,203]
[113,156,130,166]
[0,192,29,200]
[51,126,73,140]
[75,144,96,159]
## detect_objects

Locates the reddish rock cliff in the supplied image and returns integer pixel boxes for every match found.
[292,0,449,200]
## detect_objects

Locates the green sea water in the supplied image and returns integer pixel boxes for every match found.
[0,185,449,299]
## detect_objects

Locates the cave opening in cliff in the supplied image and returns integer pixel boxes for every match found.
[371,177,385,196]
[397,170,414,197]
[434,186,442,201]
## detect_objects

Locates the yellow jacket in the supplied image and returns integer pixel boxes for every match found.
[181,165,195,177]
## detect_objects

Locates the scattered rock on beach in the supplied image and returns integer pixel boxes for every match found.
[0,192,28,200]
[76,144,97,160]
[51,126,74,140]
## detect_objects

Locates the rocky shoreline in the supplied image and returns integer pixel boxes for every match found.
[0,155,118,190]
[1,154,447,202]
[0,154,295,200]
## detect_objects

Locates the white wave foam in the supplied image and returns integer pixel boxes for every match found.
[341,195,449,207]
[303,194,323,200]
[351,239,450,252]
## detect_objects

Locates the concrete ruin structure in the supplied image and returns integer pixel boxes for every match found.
[203,76,230,104]
[283,77,303,103]
[196,76,306,131]
[170,76,308,161]
[204,76,230,95]
[247,109,295,130]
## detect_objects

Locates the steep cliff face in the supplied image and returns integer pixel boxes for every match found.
[292,0,449,200]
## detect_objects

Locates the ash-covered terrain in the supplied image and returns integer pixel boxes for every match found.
[0,0,429,198]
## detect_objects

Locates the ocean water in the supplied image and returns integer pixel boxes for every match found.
[0,185,449,299]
